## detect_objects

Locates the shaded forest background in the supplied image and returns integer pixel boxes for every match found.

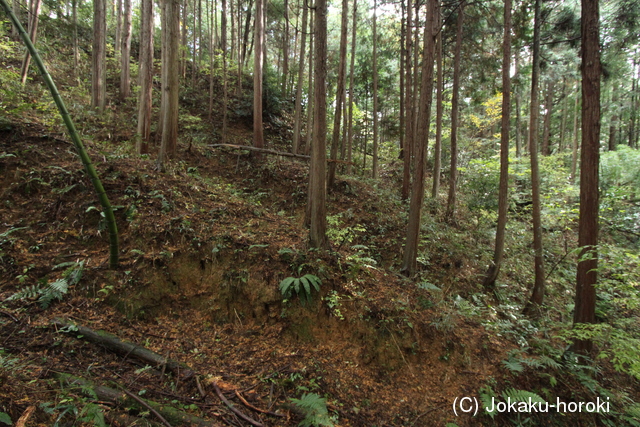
[0,0,640,426]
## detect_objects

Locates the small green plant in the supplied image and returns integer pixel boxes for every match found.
[280,274,322,306]
[324,291,344,320]
[0,411,12,425]
[7,261,84,309]
[290,393,335,427]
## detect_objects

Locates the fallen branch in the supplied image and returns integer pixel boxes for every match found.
[16,405,36,427]
[0,309,19,322]
[209,144,310,160]
[57,373,212,427]
[209,144,354,164]
[235,390,285,418]
[122,389,173,427]
[213,382,264,427]
[52,319,194,380]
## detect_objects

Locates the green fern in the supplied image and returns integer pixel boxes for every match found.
[7,261,84,309]
[280,274,322,306]
[501,388,546,405]
[290,393,334,427]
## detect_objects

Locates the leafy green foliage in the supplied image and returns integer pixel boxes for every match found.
[7,261,84,309]
[0,412,12,426]
[290,393,335,427]
[280,274,322,306]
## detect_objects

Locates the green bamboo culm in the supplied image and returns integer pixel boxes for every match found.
[1,0,119,268]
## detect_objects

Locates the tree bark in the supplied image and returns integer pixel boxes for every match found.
[371,0,379,179]
[445,1,465,220]
[253,0,265,150]
[431,15,443,199]
[11,0,21,38]
[72,0,79,82]
[514,51,522,158]
[608,87,618,150]
[571,84,580,182]
[157,0,180,170]
[541,79,554,156]
[115,0,122,58]
[281,0,290,98]
[222,0,229,144]
[19,0,41,85]
[136,0,154,154]
[400,0,438,276]
[483,0,512,290]
[401,0,413,201]
[346,0,356,175]
[327,0,349,188]
[572,0,601,355]
[120,0,132,100]
[308,0,328,249]
[304,10,314,156]
[524,0,546,316]
[91,0,106,111]
[292,1,308,155]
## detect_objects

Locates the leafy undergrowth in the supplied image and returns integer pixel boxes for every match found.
[1,25,639,427]
[1,122,639,427]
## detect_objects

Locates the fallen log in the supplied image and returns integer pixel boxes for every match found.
[208,144,354,165]
[209,144,310,160]
[56,373,211,427]
[52,319,194,380]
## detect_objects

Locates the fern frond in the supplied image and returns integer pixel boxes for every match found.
[501,388,546,405]
[7,284,42,301]
[290,393,334,427]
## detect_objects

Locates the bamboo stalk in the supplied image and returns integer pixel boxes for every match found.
[0,0,119,268]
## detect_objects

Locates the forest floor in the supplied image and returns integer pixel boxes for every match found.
[4,117,638,427]
[1,43,639,426]
[0,122,518,427]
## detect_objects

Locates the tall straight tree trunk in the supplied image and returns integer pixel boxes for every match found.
[571,84,580,182]
[281,0,289,97]
[19,0,41,85]
[399,0,405,172]
[542,79,554,155]
[221,0,229,144]
[573,0,601,355]
[253,0,265,149]
[327,0,349,188]
[630,58,638,148]
[181,0,188,78]
[431,17,443,199]
[308,0,328,249]
[608,88,618,150]
[115,0,122,58]
[292,1,308,154]
[371,0,379,179]
[157,0,180,170]
[483,0,512,290]
[72,0,79,82]
[515,51,522,158]
[136,0,154,154]
[305,10,315,156]
[208,0,215,119]
[120,0,132,100]
[401,0,413,200]
[446,1,465,219]
[400,0,438,276]
[524,0,546,316]
[559,78,568,152]
[11,0,21,38]
[346,0,356,175]
[91,0,106,111]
